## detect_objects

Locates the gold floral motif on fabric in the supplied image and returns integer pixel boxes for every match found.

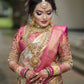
[19,25,52,69]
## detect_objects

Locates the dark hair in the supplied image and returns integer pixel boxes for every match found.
[26,0,56,15]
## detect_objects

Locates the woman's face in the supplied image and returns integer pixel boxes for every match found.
[33,1,53,27]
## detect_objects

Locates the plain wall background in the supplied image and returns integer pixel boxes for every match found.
[53,0,84,29]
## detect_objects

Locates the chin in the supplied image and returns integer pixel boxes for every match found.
[40,23,49,27]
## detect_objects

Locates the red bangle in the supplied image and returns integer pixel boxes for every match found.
[20,68,27,77]
[50,66,54,75]
[47,67,52,76]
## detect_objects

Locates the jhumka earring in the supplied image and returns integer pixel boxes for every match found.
[30,16,35,27]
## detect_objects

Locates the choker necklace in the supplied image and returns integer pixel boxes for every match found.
[29,24,52,33]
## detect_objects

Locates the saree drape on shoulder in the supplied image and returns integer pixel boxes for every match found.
[8,25,73,84]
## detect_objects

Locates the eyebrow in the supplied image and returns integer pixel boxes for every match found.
[46,9,53,12]
[35,10,42,12]
[35,9,52,12]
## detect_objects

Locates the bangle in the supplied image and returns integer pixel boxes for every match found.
[47,67,52,76]
[15,65,23,76]
[58,65,62,73]
[20,68,27,77]
[50,66,54,75]
[51,65,61,75]
[45,68,50,77]
[24,68,29,78]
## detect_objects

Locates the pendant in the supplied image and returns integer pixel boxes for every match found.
[29,56,41,68]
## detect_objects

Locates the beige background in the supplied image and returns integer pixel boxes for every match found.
[53,0,84,29]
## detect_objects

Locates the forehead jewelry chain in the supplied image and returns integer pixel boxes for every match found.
[40,0,48,9]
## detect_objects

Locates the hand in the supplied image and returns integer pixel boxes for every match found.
[25,70,37,81]
[30,69,48,84]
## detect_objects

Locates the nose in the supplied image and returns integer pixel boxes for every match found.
[43,14,47,20]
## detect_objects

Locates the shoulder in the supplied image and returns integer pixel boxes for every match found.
[53,25,67,31]
[17,26,25,34]
[14,26,25,39]
[17,25,29,34]
[52,25,68,34]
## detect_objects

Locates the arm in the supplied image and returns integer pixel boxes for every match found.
[58,32,73,73]
[46,32,73,76]
[8,28,36,79]
[8,29,20,69]
[29,31,73,83]
[8,28,26,77]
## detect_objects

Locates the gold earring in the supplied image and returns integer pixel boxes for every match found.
[30,16,35,26]
[50,20,53,25]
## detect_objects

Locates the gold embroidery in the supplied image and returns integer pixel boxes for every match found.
[52,65,60,75]
[8,30,20,62]
[22,25,52,68]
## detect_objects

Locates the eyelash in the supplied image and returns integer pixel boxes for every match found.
[36,11,52,15]
[36,12,42,15]
[47,12,52,15]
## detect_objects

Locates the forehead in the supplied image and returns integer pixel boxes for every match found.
[34,1,52,11]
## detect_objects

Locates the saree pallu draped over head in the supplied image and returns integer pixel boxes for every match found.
[18,25,67,84]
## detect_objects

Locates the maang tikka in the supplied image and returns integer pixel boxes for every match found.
[40,0,48,9]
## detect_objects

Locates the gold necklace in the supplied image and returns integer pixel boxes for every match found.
[30,24,52,33]
[24,24,52,68]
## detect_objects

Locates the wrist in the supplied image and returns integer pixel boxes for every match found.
[24,68,30,78]
[15,65,24,76]
[45,65,62,76]
[45,66,54,77]
[15,65,30,78]
[45,68,50,77]
[20,68,27,77]
[51,65,62,75]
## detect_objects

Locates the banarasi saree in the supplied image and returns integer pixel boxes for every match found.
[8,25,73,84]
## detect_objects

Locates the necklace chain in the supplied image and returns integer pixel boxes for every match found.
[23,24,52,68]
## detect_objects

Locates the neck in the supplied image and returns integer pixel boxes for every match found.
[29,24,52,33]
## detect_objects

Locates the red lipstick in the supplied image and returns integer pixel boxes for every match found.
[41,21,47,24]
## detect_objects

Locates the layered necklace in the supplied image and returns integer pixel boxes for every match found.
[23,24,52,68]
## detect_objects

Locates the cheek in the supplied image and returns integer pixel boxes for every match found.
[34,15,42,21]
[47,15,53,21]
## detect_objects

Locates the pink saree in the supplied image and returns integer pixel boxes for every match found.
[9,25,72,84]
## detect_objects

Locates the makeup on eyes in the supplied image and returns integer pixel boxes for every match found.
[36,11,42,15]
[47,10,53,15]
[35,9,52,15]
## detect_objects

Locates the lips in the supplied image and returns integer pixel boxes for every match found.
[41,21,47,24]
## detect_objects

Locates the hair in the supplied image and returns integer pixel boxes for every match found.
[26,0,57,16]
[22,0,56,26]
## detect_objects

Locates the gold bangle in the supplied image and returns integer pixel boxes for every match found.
[51,65,60,75]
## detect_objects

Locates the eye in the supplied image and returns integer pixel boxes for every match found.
[36,12,42,15]
[47,11,52,15]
